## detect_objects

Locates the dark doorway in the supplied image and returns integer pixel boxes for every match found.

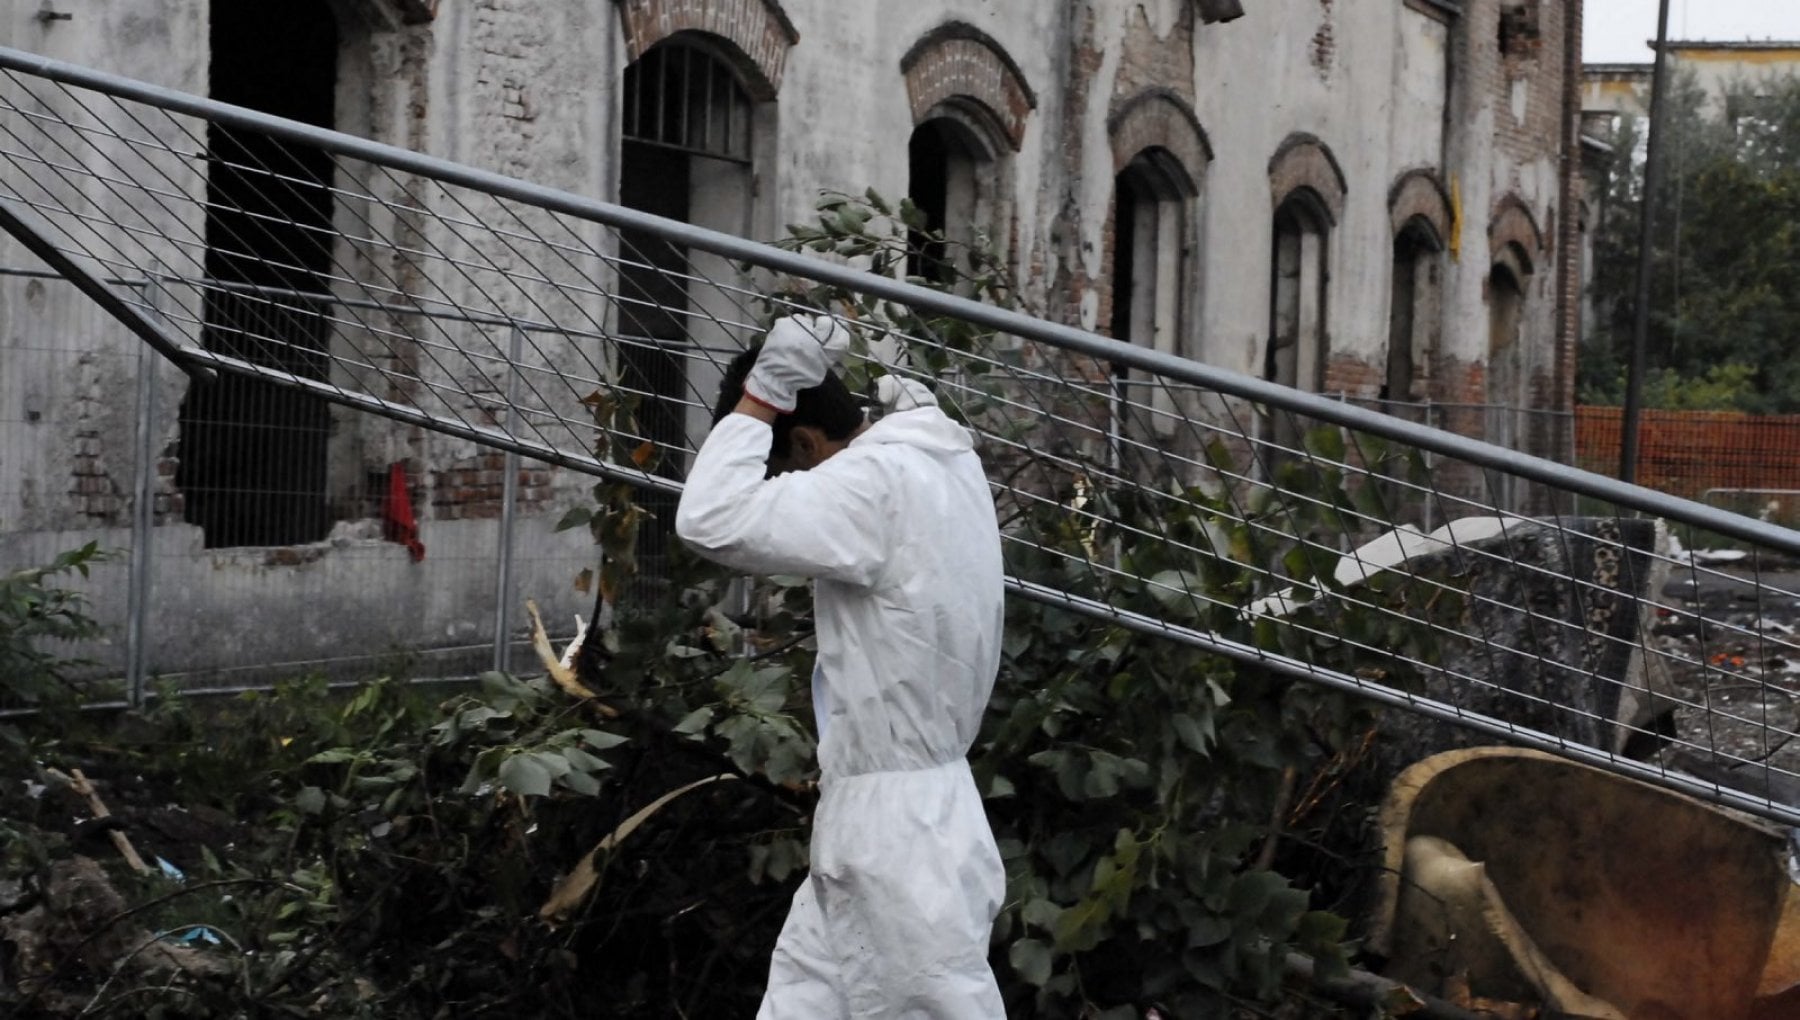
[1109,170,1144,347]
[906,117,991,284]
[907,121,953,281]
[618,39,754,573]
[177,4,338,547]
[1386,226,1440,406]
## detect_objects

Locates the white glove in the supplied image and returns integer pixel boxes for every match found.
[744,314,851,413]
[875,374,937,413]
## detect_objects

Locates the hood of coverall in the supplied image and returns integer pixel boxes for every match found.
[855,376,975,455]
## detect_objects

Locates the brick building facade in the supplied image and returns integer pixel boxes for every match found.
[0,0,1583,677]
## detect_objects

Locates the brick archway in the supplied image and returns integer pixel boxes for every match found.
[1268,132,1346,224]
[1389,168,1452,249]
[615,0,799,99]
[1488,195,1544,272]
[900,22,1036,152]
[1107,87,1210,185]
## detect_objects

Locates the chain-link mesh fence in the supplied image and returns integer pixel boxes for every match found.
[5,47,1800,824]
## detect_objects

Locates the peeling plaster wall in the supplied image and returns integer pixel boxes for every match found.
[0,0,1578,679]
[0,2,600,681]
[767,2,1067,283]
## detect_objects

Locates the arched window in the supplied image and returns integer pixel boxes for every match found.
[1484,195,1544,439]
[1487,245,1532,413]
[1105,91,1208,451]
[1263,135,1344,465]
[617,35,768,571]
[1110,149,1198,441]
[1263,192,1333,462]
[1387,222,1440,407]
[901,24,1034,283]
[1385,171,1452,410]
[1268,193,1333,397]
[906,114,1002,283]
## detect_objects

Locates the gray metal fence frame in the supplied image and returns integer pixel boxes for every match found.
[7,45,1800,825]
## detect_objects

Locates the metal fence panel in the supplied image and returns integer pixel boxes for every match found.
[5,47,1800,825]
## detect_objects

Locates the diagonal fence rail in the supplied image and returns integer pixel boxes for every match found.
[5,46,1800,826]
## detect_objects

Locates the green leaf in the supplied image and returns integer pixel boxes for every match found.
[458,705,508,729]
[1146,569,1203,612]
[582,729,628,751]
[672,707,714,735]
[1083,756,1120,799]
[528,751,573,778]
[560,769,602,796]
[560,746,609,773]
[1008,938,1053,987]
[1226,870,1286,921]
[305,748,359,766]
[1021,897,1062,932]
[496,753,552,798]
[1294,909,1347,950]
[294,786,327,815]
[1282,544,1336,586]
[1187,913,1233,947]
[1172,712,1210,753]
[1302,426,1346,463]
[554,506,593,531]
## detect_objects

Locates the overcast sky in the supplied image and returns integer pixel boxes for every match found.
[1585,0,1800,63]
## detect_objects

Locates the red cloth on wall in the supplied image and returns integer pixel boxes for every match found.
[383,462,426,562]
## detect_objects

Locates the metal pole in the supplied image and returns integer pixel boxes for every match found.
[0,200,212,382]
[123,283,161,705]
[492,326,524,674]
[1620,0,1674,484]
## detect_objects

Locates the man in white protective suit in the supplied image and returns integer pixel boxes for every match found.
[674,313,1007,1018]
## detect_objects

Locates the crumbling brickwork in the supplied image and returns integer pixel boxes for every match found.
[427,453,554,521]
[901,24,1035,150]
[1268,133,1348,221]
[616,0,797,97]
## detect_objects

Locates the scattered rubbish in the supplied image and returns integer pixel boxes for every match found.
[45,767,150,875]
[155,856,185,883]
[1667,532,1757,568]
[166,925,224,947]
[0,857,232,991]
[1696,548,1753,566]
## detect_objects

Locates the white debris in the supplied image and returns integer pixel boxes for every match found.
[1246,516,1518,620]
[1692,548,1751,566]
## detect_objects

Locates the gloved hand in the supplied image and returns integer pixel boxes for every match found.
[875,373,937,413]
[744,313,851,413]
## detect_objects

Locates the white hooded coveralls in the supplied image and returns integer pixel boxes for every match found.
[675,380,1007,1019]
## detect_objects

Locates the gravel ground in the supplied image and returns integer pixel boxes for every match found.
[1652,561,1800,806]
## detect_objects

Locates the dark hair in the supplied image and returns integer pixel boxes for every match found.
[712,344,865,459]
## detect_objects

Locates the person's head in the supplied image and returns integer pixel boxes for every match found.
[714,344,866,475]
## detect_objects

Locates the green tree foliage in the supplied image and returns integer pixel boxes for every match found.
[1583,70,1800,411]
[0,543,106,713]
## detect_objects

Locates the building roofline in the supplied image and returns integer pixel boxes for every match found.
[1582,63,1651,76]
[1653,39,1800,52]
